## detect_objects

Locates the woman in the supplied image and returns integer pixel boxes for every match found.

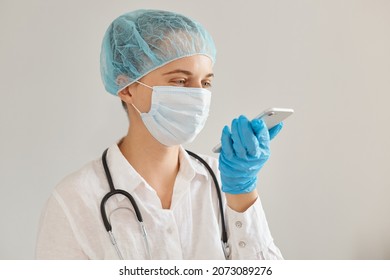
[36,9,283,260]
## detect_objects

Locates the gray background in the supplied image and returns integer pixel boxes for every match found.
[1,0,389,259]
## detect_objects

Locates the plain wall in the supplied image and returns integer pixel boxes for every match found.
[1,0,389,259]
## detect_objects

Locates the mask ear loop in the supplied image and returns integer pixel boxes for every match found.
[135,80,153,89]
[130,103,142,115]
[129,80,153,115]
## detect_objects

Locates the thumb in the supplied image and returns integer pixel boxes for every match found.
[268,122,283,140]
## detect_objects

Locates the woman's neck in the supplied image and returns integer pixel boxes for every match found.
[118,123,180,209]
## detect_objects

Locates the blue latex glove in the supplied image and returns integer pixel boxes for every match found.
[218,115,283,194]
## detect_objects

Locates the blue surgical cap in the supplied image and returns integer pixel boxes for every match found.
[100,9,217,95]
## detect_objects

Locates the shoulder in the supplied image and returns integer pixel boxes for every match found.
[195,152,218,167]
[185,149,219,173]
[52,157,107,206]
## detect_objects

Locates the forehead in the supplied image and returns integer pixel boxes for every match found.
[154,55,213,75]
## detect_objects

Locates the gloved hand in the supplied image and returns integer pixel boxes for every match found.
[218,115,283,194]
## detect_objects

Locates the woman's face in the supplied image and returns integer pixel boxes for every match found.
[123,54,214,114]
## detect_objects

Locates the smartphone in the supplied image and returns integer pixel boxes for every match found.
[212,107,294,153]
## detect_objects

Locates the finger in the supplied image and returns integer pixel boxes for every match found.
[220,125,234,159]
[250,118,266,135]
[251,119,270,150]
[231,118,247,158]
[238,115,259,157]
[269,122,283,140]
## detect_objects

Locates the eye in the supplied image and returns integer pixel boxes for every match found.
[171,79,186,86]
[202,80,212,88]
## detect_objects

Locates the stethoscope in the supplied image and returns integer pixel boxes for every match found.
[100,148,230,259]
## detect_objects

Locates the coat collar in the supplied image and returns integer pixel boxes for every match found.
[105,143,209,203]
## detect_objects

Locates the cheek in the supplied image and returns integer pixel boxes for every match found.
[133,90,152,113]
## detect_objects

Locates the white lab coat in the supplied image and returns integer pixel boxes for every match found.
[35,143,283,259]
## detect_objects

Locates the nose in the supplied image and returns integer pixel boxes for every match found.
[187,80,203,88]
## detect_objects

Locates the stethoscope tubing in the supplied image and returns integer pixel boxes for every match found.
[185,150,228,244]
[100,147,229,259]
[101,149,144,230]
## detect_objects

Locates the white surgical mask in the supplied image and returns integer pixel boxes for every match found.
[132,81,211,146]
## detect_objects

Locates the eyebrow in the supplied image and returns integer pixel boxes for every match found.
[163,69,214,78]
